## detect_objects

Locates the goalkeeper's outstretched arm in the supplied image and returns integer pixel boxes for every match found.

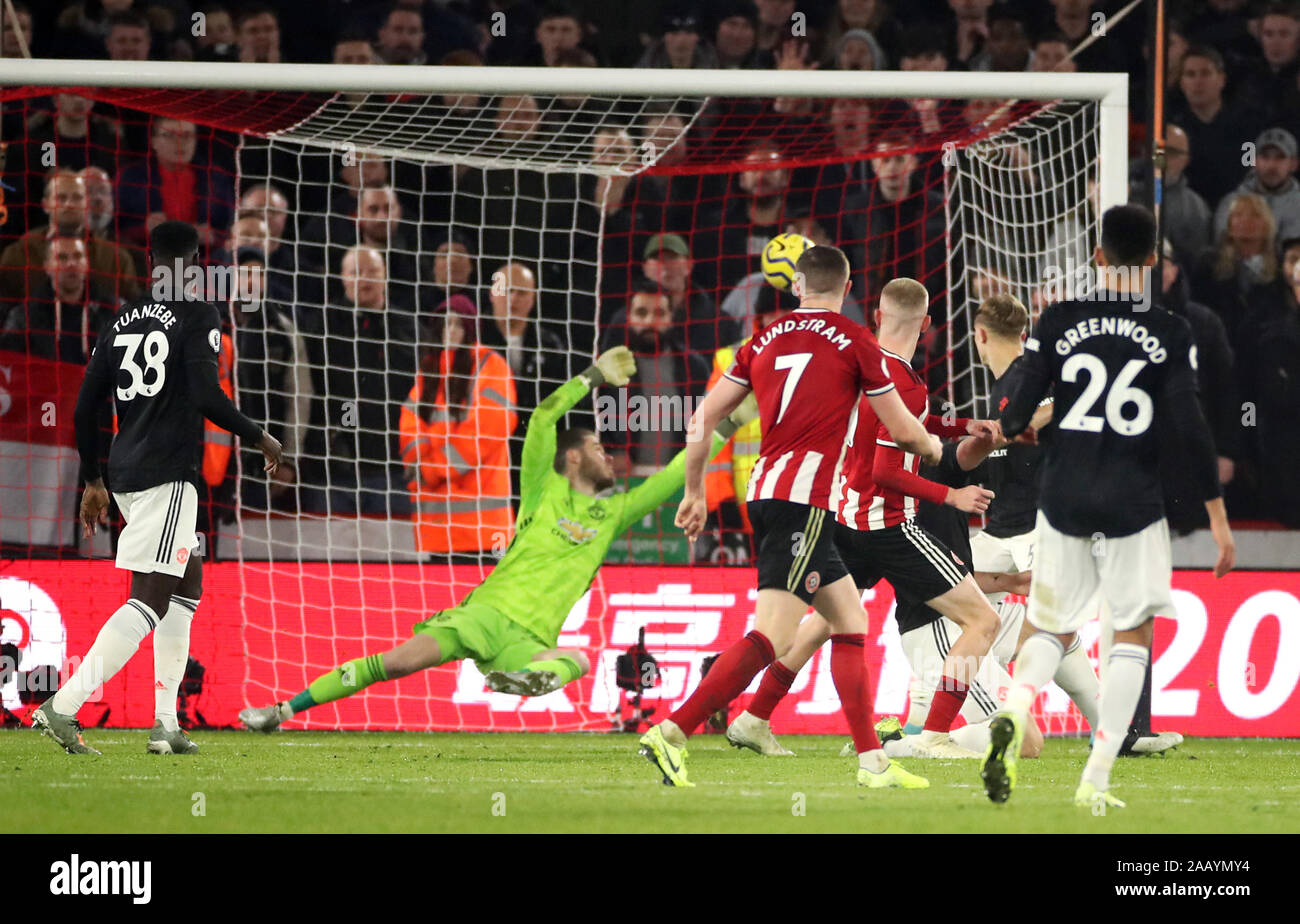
[519,347,636,514]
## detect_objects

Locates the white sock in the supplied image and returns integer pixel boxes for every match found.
[1005,633,1066,718]
[52,600,157,715]
[1082,643,1149,791]
[951,721,992,753]
[858,748,888,773]
[904,678,931,730]
[1054,637,1101,730]
[883,736,913,758]
[154,595,198,731]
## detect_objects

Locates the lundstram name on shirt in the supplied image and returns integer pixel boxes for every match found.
[149,258,264,309]
[1040,262,1155,312]
[750,314,855,355]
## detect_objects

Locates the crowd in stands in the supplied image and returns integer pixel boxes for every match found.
[2,0,1299,564]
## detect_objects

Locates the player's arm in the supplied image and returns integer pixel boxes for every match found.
[185,305,281,472]
[1162,328,1235,577]
[874,426,993,513]
[73,331,114,536]
[998,328,1054,438]
[866,388,943,465]
[519,346,635,512]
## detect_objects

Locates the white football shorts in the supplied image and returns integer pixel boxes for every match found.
[113,481,200,578]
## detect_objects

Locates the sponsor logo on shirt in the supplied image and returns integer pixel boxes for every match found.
[553,517,598,545]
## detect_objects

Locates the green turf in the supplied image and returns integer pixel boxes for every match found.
[7,729,1299,833]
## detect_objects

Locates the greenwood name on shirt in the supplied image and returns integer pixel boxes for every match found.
[723,308,895,511]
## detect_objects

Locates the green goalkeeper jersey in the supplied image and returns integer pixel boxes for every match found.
[458,374,723,648]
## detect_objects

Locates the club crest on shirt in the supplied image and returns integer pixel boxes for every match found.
[804,571,821,594]
[177,548,189,564]
[588,503,606,521]
[950,550,964,566]
[998,396,1009,412]
[553,517,598,545]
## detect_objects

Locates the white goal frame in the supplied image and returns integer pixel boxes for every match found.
[3,60,1128,207]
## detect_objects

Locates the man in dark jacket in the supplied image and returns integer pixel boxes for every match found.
[1157,240,1241,531]
[1253,237,1300,525]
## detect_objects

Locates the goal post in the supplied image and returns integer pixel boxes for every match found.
[0,61,1126,735]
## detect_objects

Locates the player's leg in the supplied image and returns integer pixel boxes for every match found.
[948,653,1044,758]
[638,500,824,786]
[983,513,1097,802]
[147,552,203,754]
[484,645,592,697]
[34,484,190,754]
[1076,518,1172,808]
[727,613,831,756]
[810,573,928,789]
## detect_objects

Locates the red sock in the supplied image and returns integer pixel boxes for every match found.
[669,631,775,736]
[748,661,798,721]
[830,634,881,754]
[923,675,969,734]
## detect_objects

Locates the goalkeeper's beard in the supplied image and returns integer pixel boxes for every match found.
[582,456,615,493]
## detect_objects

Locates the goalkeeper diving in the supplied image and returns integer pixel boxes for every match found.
[240,347,748,730]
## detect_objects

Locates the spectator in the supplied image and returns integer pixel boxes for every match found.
[1193,193,1287,420]
[103,10,152,61]
[300,245,416,515]
[353,184,426,312]
[637,8,719,68]
[210,212,269,268]
[1252,235,1300,524]
[693,141,792,294]
[713,0,760,68]
[334,28,379,64]
[585,127,659,304]
[1213,128,1300,245]
[194,3,238,61]
[633,106,726,236]
[1047,0,1125,73]
[822,0,902,68]
[236,4,281,64]
[946,0,993,68]
[1168,45,1262,207]
[400,296,517,560]
[834,29,886,70]
[631,233,738,356]
[895,26,960,139]
[1029,30,1075,72]
[0,171,140,302]
[1129,124,1212,265]
[530,3,585,67]
[116,118,236,253]
[597,277,711,477]
[1156,238,1240,531]
[754,0,799,62]
[1187,0,1263,80]
[1,1,32,58]
[851,133,946,311]
[227,245,311,514]
[428,231,477,309]
[239,183,291,258]
[1239,3,1300,124]
[376,4,426,65]
[15,95,120,232]
[0,236,117,363]
[804,97,874,245]
[975,9,1031,72]
[479,261,570,458]
[79,166,118,239]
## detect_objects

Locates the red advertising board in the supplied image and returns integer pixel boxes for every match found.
[2,560,1297,737]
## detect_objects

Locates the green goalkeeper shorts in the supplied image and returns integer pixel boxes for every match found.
[412,601,551,673]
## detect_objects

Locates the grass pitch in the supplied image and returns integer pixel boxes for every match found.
[8,730,1299,834]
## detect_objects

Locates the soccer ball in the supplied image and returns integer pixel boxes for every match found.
[761,233,814,290]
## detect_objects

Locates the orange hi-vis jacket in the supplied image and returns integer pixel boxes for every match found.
[202,331,236,488]
[705,339,762,528]
[400,345,518,555]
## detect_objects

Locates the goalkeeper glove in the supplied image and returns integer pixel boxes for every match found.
[714,393,758,440]
[583,346,636,388]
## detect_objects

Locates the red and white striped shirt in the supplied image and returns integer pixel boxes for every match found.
[724,308,894,511]
[837,349,966,530]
